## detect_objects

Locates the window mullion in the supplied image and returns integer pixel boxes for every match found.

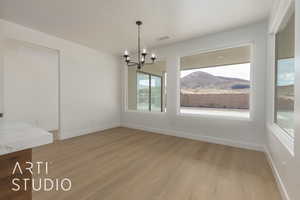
[149,74,151,111]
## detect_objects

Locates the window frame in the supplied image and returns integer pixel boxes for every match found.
[274,12,295,138]
[176,43,254,121]
[136,71,163,112]
[124,58,167,115]
[269,3,295,155]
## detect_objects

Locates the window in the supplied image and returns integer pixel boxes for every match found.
[127,61,166,112]
[275,12,295,137]
[180,46,251,118]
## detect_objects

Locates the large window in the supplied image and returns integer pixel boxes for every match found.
[128,61,166,112]
[180,46,251,118]
[275,12,295,137]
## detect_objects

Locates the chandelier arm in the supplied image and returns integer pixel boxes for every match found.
[127,62,138,67]
[127,61,138,64]
[143,62,155,65]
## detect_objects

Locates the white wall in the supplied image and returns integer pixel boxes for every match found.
[265,0,300,200]
[3,39,59,131]
[60,47,121,139]
[0,19,121,139]
[121,22,268,151]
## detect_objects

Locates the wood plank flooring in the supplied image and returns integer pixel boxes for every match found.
[32,127,281,200]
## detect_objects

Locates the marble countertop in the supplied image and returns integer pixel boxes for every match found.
[0,121,53,156]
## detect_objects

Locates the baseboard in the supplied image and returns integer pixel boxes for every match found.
[121,123,264,151]
[264,146,290,200]
[60,122,120,140]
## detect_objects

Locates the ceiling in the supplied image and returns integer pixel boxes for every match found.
[0,0,274,55]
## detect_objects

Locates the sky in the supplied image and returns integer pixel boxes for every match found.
[277,58,295,86]
[180,63,251,80]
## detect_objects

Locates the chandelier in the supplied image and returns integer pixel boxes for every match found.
[123,21,157,70]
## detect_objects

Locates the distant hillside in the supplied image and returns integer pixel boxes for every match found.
[181,71,250,90]
[277,85,294,97]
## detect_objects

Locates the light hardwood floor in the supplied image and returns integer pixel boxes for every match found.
[32,127,281,200]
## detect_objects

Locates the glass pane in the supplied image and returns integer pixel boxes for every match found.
[151,75,162,112]
[137,72,150,111]
[275,59,295,136]
[275,13,295,137]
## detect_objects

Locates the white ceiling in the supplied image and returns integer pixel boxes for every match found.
[0,0,274,55]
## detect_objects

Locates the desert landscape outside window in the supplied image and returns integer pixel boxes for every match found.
[180,46,251,117]
[275,12,295,137]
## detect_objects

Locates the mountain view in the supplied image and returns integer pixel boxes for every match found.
[181,71,250,92]
[180,71,250,109]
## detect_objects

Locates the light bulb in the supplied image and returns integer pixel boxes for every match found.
[124,50,129,56]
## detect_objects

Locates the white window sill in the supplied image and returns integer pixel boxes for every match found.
[125,109,166,115]
[178,108,251,121]
[267,123,294,156]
